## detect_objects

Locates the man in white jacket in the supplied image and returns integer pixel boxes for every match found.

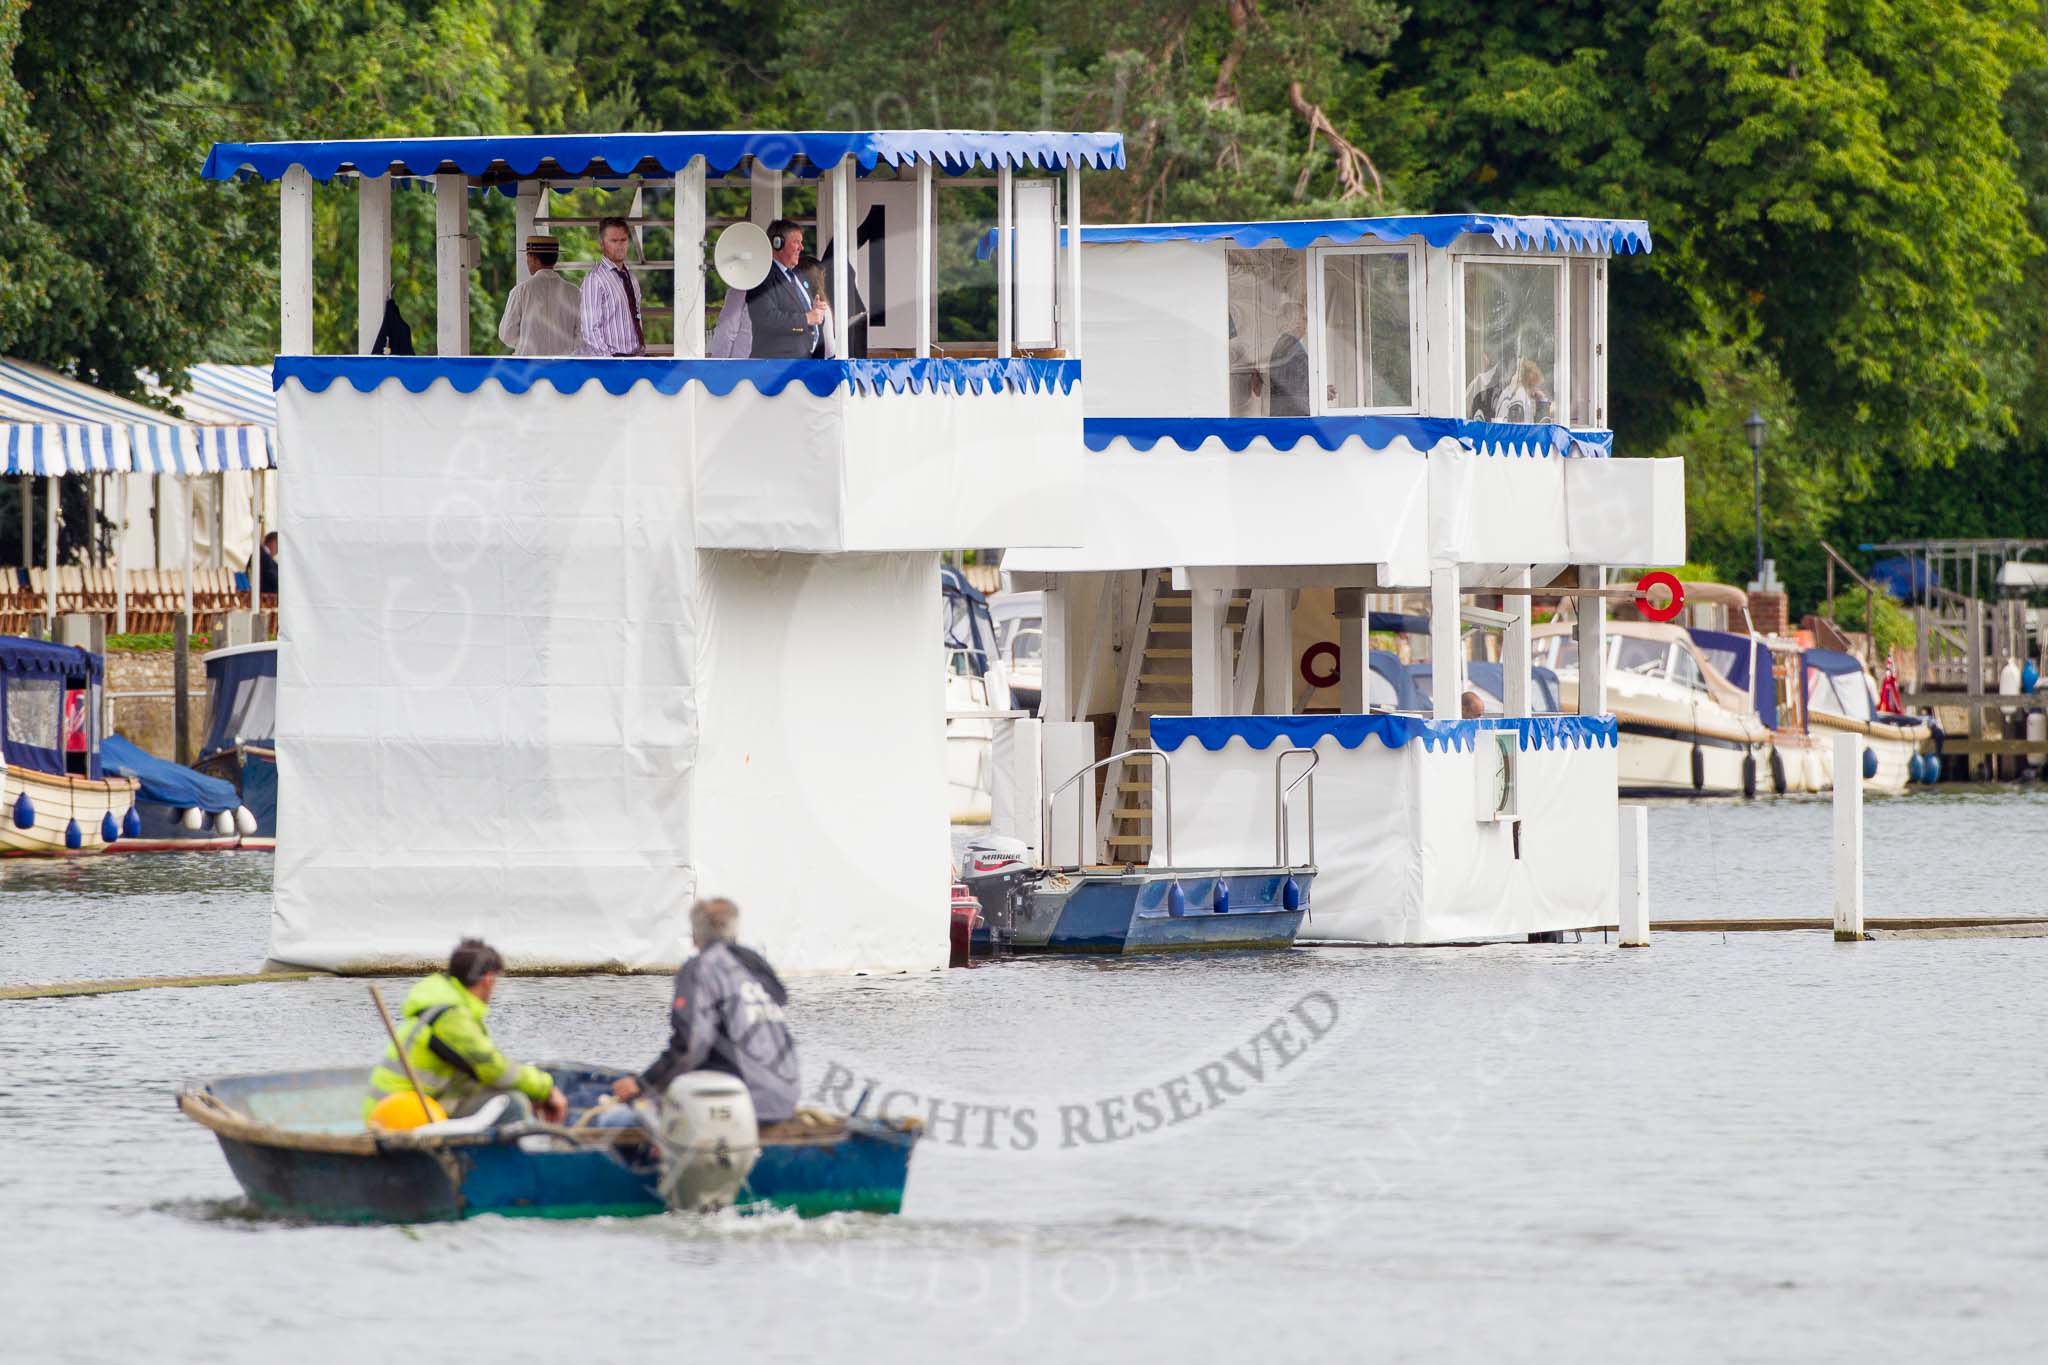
[497,235,582,356]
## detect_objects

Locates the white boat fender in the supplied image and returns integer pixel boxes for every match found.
[234,805,258,836]
[180,807,205,831]
[214,809,237,836]
[650,1072,760,1213]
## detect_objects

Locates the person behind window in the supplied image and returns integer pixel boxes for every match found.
[708,290,753,358]
[578,217,646,357]
[498,235,582,356]
[746,218,829,359]
[1266,300,1311,416]
[795,254,837,358]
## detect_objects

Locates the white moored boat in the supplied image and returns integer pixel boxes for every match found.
[1535,620,1771,796]
[0,637,138,856]
[1796,648,1932,795]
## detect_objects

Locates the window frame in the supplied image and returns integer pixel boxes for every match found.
[1452,253,1570,428]
[1310,243,1424,417]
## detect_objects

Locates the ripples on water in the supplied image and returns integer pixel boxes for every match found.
[4,792,2047,1363]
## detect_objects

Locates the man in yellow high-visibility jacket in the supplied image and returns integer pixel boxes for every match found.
[365,939,567,1125]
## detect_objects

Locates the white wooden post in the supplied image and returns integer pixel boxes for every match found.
[42,474,56,626]
[181,480,195,621]
[358,174,392,353]
[915,161,934,359]
[434,173,470,357]
[1833,732,1865,940]
[1040,585,1071,723]
[1503,567,1532,718]
[1061,162,1082,358]
[280,167,315,355]
[513,182,539,283]
[673,157,707,358]
[1336,588,1366,714]
[1190,586,1229,715]
[1618,805,1650,946]
[115,474,128,635]
[996,164,1014,358]
[1430,566,1462,720]
[1259,589,1292,715]
[1576,563,1607,715]
[749,160,781,227]
[247,467,261,613]
[830,157,852,359]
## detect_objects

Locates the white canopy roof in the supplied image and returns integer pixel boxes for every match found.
[0,359,274,475]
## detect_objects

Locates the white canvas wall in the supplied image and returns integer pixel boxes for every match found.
[692,550,949,974]
[1162,732,1616,943]
[1079,242,1230,418]
[272,379,698,971]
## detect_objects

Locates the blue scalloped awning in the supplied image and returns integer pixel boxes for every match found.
[1151,713,1618,755]
[272,355,1079,399]
[203,130,1126,184]
[1079,213,1650,255]
[1084,416,1612,458]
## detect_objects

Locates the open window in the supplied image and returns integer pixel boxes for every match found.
[1459,258,1565,425]
[1313,245,1421,414]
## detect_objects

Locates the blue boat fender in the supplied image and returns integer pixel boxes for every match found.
[1282,876,1301,912]
[12,791,32,829]
[122,806,142,839]
[1861,747,1878,780]
[1167,882,1187,917]
[1213,880,1230,914]
[100,811,119,844]
[64,818,82,850]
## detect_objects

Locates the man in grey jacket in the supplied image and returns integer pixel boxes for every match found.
[611,897,800,1125]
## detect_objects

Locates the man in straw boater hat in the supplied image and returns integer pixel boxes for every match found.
[497,234,583,356]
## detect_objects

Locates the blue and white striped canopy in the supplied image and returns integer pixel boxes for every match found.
[0,359,274,476]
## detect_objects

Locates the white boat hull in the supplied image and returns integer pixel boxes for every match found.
[0,765,139,856]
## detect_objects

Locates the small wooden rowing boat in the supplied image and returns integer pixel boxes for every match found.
[178,1066,921,1223]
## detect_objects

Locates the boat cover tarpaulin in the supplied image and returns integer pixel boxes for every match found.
[202,643,277,758]
[1689,628,1777,730]
[100,735,240,812]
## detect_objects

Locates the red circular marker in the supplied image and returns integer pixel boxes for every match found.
[1300,641,1341,689]
[1636,571,1685,622]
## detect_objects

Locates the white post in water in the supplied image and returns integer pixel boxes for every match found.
[1832,731,1865,940]
[1618,805,1650,947]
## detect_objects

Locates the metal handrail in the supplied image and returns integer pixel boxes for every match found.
[1042,747,1172,869]
[1274,747,1318,867]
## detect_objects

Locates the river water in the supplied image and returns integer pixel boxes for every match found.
[4,789,2046,1363]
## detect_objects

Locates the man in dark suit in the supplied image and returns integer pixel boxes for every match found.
[746,218,830,358]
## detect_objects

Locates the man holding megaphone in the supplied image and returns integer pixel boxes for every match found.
[745,218,829,358]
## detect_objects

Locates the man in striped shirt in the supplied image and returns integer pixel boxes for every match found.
[578,217,646,357]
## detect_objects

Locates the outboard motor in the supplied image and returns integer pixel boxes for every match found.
[960,835,1035,955]
[649,1072,759,1213]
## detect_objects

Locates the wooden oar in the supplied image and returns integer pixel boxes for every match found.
[368,984,438,1126]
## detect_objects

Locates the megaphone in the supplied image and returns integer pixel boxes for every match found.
[712,222,772,292]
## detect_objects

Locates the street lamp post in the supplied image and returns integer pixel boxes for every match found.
[1744,409,1766,587]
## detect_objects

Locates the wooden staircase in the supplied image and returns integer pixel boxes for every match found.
[1098,572,1250,863]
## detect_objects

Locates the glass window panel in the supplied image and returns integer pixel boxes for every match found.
[7,676,60,750]
[1226,248,1310,417]
[1367,668,1402,710]
[1612,637,1667,675]
[1463,261,1559,424]
[1321,251,1414,411]
[1668,650,1705,692]
[1568,258,1596,427]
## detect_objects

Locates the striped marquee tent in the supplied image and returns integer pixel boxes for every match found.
[0,359,275,474]
[0,358,277,628]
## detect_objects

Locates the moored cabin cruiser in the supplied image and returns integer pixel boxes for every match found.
[1533,619,1772,797]
[998,212,1688,943]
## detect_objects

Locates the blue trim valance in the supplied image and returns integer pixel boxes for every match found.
[1081,214,1651,255]
[204,130,1126,184]
[1083,416,1611,458]
[0,636,100,683]
[273,355,1079,399]
[1151,713,1618,755]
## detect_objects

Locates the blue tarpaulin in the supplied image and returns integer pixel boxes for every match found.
[100,735,241,813]
[1688,628,1777,730]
